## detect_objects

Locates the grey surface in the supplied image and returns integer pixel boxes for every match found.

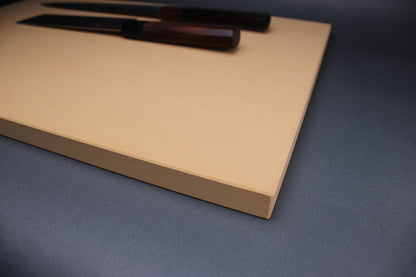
[1,0,416,276]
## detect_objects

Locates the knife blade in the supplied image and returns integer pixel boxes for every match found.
[42,2,271,31]
[18,14,240,49]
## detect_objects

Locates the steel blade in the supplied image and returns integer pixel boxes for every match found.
[18,14,127,32]
[43,2,161,18]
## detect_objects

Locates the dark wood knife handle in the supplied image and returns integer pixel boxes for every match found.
[160,6,271,31]
[121,20,240,49]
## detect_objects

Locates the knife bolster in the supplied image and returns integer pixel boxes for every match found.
[121,20,145,39]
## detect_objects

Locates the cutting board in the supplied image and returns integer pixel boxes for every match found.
[0,0,331,218]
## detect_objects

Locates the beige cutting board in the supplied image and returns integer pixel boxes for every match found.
[0,0,331,218]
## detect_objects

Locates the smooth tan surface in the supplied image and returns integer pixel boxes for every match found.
[0,0,331,218]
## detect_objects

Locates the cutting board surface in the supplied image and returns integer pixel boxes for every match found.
[0,0,331,218]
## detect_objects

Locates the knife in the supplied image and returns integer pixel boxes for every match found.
[42,2,271,31]
[18,14,240,49]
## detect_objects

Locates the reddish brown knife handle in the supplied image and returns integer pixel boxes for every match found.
[121,20,240,49]
[160,6,271,31]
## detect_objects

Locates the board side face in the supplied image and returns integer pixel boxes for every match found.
[0,0,331,218]
[0,117,272,218]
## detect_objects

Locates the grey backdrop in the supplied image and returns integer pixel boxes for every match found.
[1,0,416,276]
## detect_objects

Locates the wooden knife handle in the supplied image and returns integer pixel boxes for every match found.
[160,6,271,31]
[121,20,240,49]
